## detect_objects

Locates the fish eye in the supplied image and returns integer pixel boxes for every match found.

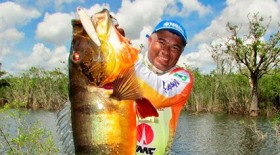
[72,52,80,61]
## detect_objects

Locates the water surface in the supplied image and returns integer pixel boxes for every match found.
[1,110,280,155]
[172,112,280,155]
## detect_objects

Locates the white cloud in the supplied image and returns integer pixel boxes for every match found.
[0,28,24,60]
[179,0,212,17]
[36,12,73,45]
[186,0,280,73]
[178,43,216,73]
[0,1,39,62]
[11,43,68,72]
[192,0,280,45]
[0,1,40,31]
[116,0,168,39]
[0,28,24,42]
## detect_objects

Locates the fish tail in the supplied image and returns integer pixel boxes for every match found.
[56,101,75,155]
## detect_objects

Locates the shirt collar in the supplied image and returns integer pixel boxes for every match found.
[143,52,174,75]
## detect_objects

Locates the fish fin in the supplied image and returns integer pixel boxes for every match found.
[110,66,142,100]
[135,98,159,119]
[56,101,75,155]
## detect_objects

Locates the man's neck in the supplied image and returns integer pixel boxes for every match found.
[144,52,172,75]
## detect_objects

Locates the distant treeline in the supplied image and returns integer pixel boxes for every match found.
[0,67,279,114]
[186,68,280,115]
[0,67,68,111]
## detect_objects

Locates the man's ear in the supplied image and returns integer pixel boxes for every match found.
[147,35,153,47]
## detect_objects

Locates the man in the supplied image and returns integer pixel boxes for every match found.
[134,20,194,155]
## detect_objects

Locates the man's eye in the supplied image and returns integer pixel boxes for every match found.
[158,40,165,45]
[171,46,181,52]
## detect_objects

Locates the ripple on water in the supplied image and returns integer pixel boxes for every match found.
[172,112,280,155]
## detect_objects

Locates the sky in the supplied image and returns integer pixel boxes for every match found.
[0,0,279,75]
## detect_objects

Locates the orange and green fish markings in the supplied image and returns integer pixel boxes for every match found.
[68,8,142,155]
[70,91,137,154]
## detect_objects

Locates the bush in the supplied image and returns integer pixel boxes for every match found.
[0,104,60,154]
[0,67,68,111]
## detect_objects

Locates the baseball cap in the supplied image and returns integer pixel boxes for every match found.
[152,20,187,46]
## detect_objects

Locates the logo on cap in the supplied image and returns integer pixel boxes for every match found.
[137,123,154,145]
[163,22,184,34]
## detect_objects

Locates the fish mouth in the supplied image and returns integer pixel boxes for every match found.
[77,7,104,62]
[77,7,101,46]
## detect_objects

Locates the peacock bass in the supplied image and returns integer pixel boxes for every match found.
[57,8,158,155]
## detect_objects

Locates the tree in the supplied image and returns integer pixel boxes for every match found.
[0,62,10,88]
[211,13,280,116]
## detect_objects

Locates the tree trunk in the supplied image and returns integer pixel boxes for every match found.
[249,75,259,116]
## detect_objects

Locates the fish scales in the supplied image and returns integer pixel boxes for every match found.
[68,8,140,155]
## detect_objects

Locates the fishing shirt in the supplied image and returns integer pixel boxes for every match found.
[135,53,193,155]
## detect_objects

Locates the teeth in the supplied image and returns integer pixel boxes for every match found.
[159,56,168,61]
[77,7,101,46]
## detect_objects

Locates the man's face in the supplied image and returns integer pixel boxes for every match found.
[147,30,184,72]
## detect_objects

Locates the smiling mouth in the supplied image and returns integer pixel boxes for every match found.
[158,56,169,62]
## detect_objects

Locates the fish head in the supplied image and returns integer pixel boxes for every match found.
[69,8,139,87]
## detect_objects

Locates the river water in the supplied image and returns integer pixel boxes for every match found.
[1,110,280,155]
[172,112,280,155]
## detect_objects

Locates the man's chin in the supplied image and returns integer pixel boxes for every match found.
[154,63,169,72]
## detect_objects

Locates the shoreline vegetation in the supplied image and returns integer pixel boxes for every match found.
[0,66,279,114]
[0,66,279,116]
[0,67,68,111]
[0,66,279,154]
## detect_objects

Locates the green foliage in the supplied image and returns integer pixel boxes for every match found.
[185,67,279,114]
[0,104,60,154]
[223,13,279,78]
[271,114,280,128]
[209,13,280,115]
[0,67,68,110]
[259,72,280,106]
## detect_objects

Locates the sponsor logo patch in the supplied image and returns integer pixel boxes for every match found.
[136,123,156,154]
[173,73,188,81]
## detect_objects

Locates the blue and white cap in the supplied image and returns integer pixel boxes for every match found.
[152,20,187,46]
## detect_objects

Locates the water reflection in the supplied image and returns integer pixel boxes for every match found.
[172,112,280,155]
[1,110,280,155]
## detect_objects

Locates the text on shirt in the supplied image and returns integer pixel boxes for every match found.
[163,79,180,93]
